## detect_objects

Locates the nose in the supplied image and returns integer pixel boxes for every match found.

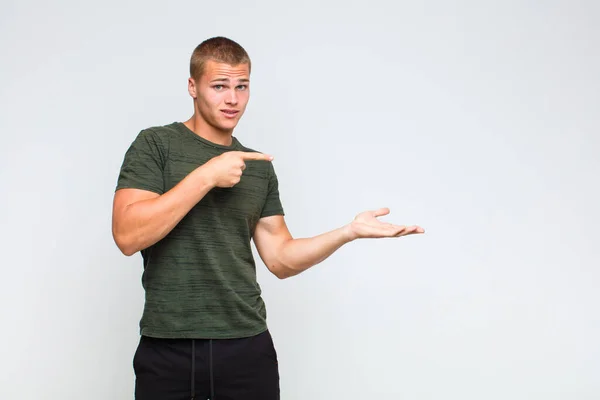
[225,89,238,106]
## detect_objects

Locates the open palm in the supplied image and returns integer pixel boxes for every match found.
[348,208,424,240]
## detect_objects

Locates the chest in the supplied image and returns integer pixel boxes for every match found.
[164,143,269,226]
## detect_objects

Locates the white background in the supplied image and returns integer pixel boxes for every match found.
[1,1,599,399]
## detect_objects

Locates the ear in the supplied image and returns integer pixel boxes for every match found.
[188,77,197,99]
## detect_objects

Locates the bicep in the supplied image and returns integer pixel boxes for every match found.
[112,188,160,227]
[253,215,292,267]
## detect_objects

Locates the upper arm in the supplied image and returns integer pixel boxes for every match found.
[112,129,166,237]
[253,160,289,275]
[112,188,160,238]
[253,215,292,275]
[259,161,284,219]
[115,129,166,195]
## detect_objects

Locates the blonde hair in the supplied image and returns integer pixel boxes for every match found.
[190,36,251,81]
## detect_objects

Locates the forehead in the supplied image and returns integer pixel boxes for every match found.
[202,60,250,80]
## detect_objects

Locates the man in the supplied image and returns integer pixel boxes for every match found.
[112,36,424,400]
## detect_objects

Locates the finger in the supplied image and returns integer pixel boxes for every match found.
[371,226,401,238]
[411,226,425,234]
[381,224,406,237]
[240,152,274,161]
[404,225,424,234]
[396,226,425,237]
[393,226,407,236]
[382,222,403,229]
[372,207,390,218]
[395,229,413,237]
[386,224,405,233]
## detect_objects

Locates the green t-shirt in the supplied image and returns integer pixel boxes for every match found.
[115,122,284,339]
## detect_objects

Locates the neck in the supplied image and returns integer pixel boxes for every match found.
[183,114,233,147]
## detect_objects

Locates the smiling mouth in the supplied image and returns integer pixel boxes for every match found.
[221,109,239,117]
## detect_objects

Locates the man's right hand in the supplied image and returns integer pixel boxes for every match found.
[203,151,274,188]
[112,150,273,256]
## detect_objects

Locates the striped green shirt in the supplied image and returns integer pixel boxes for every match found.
[116,122,284,339]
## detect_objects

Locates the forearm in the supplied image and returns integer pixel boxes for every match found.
[114,166,214,255]
[275,225,355,278]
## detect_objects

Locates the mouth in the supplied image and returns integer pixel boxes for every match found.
[221,109,239,118]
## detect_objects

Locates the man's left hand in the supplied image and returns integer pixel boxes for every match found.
[345,208,424,241]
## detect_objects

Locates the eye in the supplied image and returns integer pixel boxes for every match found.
[236,85,248,91]
[213,85,224,91]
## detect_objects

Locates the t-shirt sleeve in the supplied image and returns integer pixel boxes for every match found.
[260,162,285,218]
[115,129,166,195]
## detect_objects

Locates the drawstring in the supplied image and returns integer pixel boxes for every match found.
[190,339,214,399]
[209,339,215,399]
[191,339,196,400]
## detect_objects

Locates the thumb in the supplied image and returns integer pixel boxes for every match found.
[372,207,391,217]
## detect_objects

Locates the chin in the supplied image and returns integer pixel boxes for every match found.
[218,118,240,130]
[214,122,238,133]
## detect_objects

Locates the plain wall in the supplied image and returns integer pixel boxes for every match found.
[1,1,599,399]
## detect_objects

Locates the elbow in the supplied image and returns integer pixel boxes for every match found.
[119,245,138,257]
[115,238,138,257]
[112,230,139,257]
[270,263,298,280]
[274,270,291,280]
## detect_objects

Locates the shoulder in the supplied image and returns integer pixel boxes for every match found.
[130,122,181,153]
[138,122,180,142]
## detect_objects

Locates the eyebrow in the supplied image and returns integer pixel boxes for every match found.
[210,78,250,83]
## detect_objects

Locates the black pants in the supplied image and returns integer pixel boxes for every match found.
[133,329,280,400]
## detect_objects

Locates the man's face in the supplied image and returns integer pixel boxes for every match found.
[189,60,250,133]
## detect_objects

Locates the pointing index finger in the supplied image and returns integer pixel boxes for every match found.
[240,152,274,161]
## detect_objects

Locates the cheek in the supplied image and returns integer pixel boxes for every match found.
[239,92,250,107]
[200,93,222,111]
